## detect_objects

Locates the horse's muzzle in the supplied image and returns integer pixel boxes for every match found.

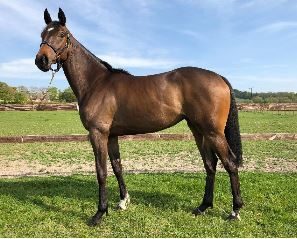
[35,55,50,72]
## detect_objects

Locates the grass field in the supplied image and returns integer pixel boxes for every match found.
[0,110,296,237]
[0,172,296,237]
[0,111,296,136]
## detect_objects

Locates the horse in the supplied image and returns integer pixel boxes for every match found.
[35,8,243,226]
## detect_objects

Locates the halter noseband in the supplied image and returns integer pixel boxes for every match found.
[40,33,71,72]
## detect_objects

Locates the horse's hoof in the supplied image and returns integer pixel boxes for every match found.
[87,210,107,227]
[192,207,205,216]
[117,193,130,210]
[88,216,102,227]
[227,211,241,221]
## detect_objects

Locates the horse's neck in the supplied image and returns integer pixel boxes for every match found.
[62,37,108,103]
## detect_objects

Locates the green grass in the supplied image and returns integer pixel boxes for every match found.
[0,111,86,136]
[238,111,297,134]
[0,172,296,237]
[162,111,297,134]
[0,140,296,167]
[0,111,295,237]
[0,111,296,136]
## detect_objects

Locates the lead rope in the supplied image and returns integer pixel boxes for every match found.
[36,33,70,109]
[36,69,58,109]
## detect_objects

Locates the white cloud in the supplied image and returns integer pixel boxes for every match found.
[97,54,179,69]
[1,57,296,92]
[255,21,297,33]
[0,58,64,88]
[122,0,156,15]
[0,58,40,78]
[180,0,236,7]
[228,74,297,92]
[0,1,43,40]
[178,30,206,42]
[0,54,179,80]
[240,0,289,9]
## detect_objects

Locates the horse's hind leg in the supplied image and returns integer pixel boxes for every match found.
[205,132,243,219]
[193,148,218,215]
[188,122,218,215]
[108,136,130,210]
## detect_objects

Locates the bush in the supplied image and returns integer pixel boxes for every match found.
[0,82,29,104]
[252,96,263,103]
[59,87,76,103]
[14,92,28,104]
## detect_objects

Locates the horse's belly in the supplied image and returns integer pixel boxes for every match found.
[110,109,183,135]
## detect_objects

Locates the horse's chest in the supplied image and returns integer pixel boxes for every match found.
[79,107,111,133]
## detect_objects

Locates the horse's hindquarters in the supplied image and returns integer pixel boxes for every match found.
[180,68,231,135]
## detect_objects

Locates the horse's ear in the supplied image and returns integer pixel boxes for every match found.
[58,8,66,26]
[44,8,52,25]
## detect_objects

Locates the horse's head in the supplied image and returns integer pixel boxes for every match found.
[35,8,71,72]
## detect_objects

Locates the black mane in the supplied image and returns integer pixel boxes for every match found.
[74,39,131,75]
[99,60,131,75]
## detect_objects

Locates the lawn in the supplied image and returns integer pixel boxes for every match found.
[0,111,85,136]
[0,111,296,136]
[0,172,296,237]
[0,111,296,237]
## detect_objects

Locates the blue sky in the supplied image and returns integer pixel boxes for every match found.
[0,0,296,92]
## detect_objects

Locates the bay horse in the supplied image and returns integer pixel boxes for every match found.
[35,8,243,226]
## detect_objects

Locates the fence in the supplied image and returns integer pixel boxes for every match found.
[0,133,296,144]
[1,103,297,112]
[238,103,297,114]
[0,103,77,111]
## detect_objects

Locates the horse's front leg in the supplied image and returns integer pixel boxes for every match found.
[89,129,109,226]
[108,136,130,210]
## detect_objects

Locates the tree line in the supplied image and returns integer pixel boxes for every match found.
[1,81,297,104]
[0,82,76,104]
[233,89,297,103]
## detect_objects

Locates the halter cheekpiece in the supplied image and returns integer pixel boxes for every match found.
[40,33,70,72]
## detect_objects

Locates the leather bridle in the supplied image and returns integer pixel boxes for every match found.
[40,33,71,72]
[37,33,71,105]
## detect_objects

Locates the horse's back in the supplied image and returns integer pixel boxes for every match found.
[107,67,230,135]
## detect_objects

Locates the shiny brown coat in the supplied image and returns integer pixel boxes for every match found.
[35,8,243,225]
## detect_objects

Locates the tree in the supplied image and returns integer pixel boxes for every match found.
[0,82,15,103]
[14,92,28,104]
[47,87,60,102]
[0,82,29,104]
[15,86,29,104]
[17,86,29,94]
[59,87,76,102]
[252,96,263,103]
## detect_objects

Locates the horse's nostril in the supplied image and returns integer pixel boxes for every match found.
[35,55,48,66]
[35,56,41,66]
[41,55,48,65]
[35,55,50,72]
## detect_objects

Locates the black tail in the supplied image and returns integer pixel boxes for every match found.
[221,76,243,166]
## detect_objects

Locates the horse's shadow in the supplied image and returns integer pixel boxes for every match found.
[0,176,97,221]
[0,175,198,222]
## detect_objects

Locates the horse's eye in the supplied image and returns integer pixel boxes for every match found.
[59,32,65,38]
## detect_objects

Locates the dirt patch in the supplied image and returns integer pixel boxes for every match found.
[0,154,296,178]
[0,159,94,177]
[1,133,297,143]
